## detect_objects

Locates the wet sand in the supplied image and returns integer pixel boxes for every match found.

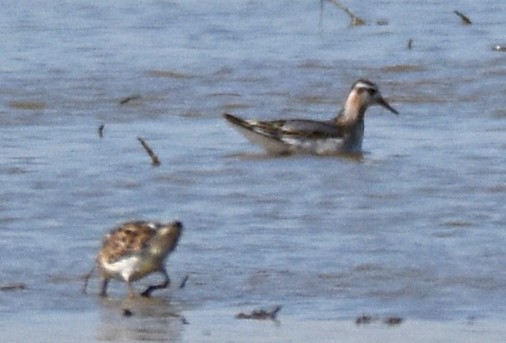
[1,307,505,343]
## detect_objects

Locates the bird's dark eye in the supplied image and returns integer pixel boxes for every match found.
[357,87,377,95]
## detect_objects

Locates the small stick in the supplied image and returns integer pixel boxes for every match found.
[167,312,189,324]
[0,283,26,291]
[179,274,190,289]
[355,314,375,325]
[137,137,161,166]
[384,317,403,326]
[236,305,282,320]
[454,10,472,25]
[319,0,325,32]
[98,124,105,138]
[327,0,365,26]
[119,95,141,105]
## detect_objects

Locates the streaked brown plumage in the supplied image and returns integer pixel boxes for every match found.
[85,220,183,298]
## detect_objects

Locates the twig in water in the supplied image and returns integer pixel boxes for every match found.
[454,10,472,25]
[98,124,105,138]
[327,0,365,26]
[236,306,282,320]
[355,314,375,325]
[119,95,141,105]
[319,0,325,32]
[384,317,403,326]
[137,137,161,166]
[179,274,190,289]
[167,312,189,325]
[355,314,404,326]
[0,283,26,291]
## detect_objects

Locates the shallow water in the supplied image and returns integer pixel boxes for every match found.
[1,0,505,340]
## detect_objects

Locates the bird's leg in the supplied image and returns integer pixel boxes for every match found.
[99,278,109,297]
[82,265,95,294]
[141,269,170,297]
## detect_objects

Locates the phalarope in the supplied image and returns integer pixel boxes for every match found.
[84,220,182,298]
[224,79,398,155]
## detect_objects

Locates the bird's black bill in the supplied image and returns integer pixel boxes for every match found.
[378,97,399,115]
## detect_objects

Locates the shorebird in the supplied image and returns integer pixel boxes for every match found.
[224,79,398,155]
[83,220,182,298]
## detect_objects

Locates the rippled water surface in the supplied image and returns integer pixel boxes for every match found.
[1,0,505,340]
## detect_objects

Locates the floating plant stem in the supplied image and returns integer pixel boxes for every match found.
[355,313,404,326]
[137,137,161,166]
[454,10,472,25]
[98,124,105,138]
[119,95,141,105]
[179,274,190,289]
[319,0,324,32]
[327,0,365,26]
[236,306,282,320]
[0,283,26,291]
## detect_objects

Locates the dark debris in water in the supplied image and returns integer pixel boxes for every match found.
[235,306,282,321]
[179,274,190,289]
[119,95,142,105]
[0,283,26,291]
[380,64,425,73]
[98,124,105,138]
[443,220,473,228]
[145,69,193,79]
[167,312,190,325]
[454,10,472,25]
[137,137,161,167]
[122,308,134,317]
[355,314,375,325]
[121,309,188,325]
[323,0,365,26]
[8,101,45,110]
[384,317,404,326]
[355,314,404,326]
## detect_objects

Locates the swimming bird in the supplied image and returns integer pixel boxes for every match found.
[84,220,182,298]
[223,79,398,155]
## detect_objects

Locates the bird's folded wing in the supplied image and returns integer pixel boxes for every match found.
[254,119,347,140]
